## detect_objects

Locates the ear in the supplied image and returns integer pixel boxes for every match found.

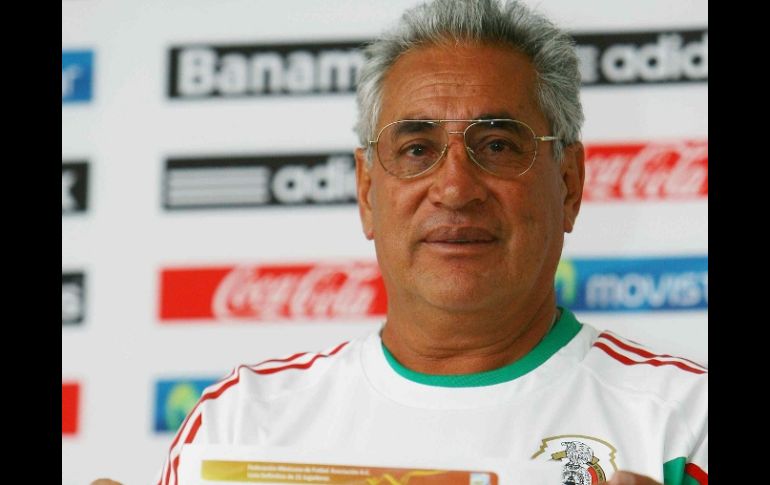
[560,141,585,233]
[355,147,375,240]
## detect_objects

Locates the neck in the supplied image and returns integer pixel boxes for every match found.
[380,293,559,375]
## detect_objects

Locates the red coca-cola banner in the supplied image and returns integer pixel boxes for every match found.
[62,382,79,435]
[159,262,387,321]
[583,140,708,201]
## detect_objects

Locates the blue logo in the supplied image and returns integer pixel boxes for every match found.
[62,50,93,103]
[556,256,707,312]
[154,378,218,432]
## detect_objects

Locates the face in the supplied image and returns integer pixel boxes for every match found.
[355,42,584,316]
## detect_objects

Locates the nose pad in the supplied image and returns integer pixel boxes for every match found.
[464,145,479,166]
[442,132,483,174]
[443,130,472,168]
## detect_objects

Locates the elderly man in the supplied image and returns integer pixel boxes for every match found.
[142,1,707,485]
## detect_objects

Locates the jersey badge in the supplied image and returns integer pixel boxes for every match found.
[530,435,618,484]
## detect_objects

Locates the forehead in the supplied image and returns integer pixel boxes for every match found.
[379,42,541,126]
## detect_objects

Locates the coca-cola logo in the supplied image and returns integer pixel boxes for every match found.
[159,262,387,322]
[213,264,383,319]
[583,140,708,201]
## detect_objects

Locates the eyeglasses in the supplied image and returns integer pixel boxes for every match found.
[368,119,559,179]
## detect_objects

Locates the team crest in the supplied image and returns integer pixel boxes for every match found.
[530,435,618,485]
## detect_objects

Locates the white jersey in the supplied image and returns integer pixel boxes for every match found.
[158,309,707,485]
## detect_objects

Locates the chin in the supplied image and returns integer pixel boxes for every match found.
[418,278,499,313]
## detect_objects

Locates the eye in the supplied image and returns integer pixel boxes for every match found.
[480,138,522,155]
[487,140,511,152]
[406,144,427,156]
[398,140,438,160]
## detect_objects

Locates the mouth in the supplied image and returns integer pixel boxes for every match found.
[421,226,498,246]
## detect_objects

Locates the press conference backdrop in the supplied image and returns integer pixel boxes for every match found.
[62,1,707,483]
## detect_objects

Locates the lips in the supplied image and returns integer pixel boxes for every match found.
[422,226,497,244]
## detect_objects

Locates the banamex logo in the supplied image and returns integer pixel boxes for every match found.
[169,42,364,98]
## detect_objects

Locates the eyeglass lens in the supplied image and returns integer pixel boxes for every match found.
[377,120,537,178]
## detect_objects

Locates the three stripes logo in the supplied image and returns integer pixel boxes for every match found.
[593,331,706,374]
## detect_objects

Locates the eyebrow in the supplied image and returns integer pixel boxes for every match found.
[397,112,517,121]
[476,112,516,120]
[393,120,439,136]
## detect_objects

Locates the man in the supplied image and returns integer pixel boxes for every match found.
[149,1,707,484]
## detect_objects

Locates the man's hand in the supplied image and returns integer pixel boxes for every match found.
[607,471,663,484]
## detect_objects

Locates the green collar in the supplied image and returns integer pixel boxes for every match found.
[381,308,582,388]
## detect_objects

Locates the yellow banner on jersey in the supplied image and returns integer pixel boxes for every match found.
[201,460,498,484]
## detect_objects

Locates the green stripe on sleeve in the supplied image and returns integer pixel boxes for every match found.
[663,457,685,485]
[663,457,705,485]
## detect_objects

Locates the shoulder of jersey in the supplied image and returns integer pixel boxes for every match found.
[583,329,707,400]
[201,337,361,403]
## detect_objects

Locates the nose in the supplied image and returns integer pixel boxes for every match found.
[427,135,489,210]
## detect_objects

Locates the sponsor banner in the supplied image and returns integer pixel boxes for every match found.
[154,378,219,433]
[62,161,89,214]
[583,140,708,201]
[168,42,365,99]
[574,29,707,85]
[555,256,707,312]
[159,262,386,321]
[62,272,86,325]
[163,153,356,209]
[62,50,94,103]
[62,382,80,435]
[166,29,705,101]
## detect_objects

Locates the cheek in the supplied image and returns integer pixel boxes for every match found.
[503,189,561,249]
[373,180,421,229]
[371,184,404,249]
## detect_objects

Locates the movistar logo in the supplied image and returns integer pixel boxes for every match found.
[155,378,217,432]
[555,260,578,305]
[164,382,200,431]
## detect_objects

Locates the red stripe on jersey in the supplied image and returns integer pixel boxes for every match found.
[594,342,706,375]
[169,415,204,485]
[160,374,241,485]
[163,458,170,485]
[159,341,349,484]
[685,463,708,484]
[253,342,349,375]
[171,456,179,485]
[200,374,242,400]
[252,351,309,367]
[186,414,203,443]
[598,332,706,371]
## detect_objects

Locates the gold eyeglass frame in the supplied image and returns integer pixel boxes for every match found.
[368,118,559,179]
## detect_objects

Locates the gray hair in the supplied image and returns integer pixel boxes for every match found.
[354,0,583,165]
